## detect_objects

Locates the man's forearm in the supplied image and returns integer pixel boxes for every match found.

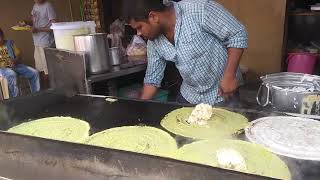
[140,84,159,100]
[36,20,56,32]
[224,48,244,78]
[38,27,53,33]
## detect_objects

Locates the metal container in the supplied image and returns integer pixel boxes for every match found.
[245,116,320,180]
[256,72,320,115]
[74,33,110,74]
[109,47,122,66]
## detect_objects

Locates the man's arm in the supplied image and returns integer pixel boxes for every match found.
[20,20,33,26]
[201,1,248,99]
[219,48,244,98]
[19,9,33,26]
[140,41,166,100]
[8,43,21,68]
[141,85,159,100]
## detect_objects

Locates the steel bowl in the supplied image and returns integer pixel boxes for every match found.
[256,72,320,115]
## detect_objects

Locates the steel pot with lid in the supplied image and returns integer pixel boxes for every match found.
[74,33,111,74]
[256,72,320,115]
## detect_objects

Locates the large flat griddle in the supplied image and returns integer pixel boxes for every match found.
[0,90,315,180]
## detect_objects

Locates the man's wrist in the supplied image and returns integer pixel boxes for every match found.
[223,72,236,79]
[140,84,158,100]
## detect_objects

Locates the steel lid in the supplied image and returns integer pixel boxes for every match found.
[261,72,320,83]
[260,73,320,92]
[245,116,320,161]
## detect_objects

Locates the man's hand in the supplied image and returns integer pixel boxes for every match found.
[31,27,54,33]
[140,85,158,100]
[219,75,238,100]
[7,60,16,68]
[31,27,39,33]
[18,21,27,27]
[19,20,33,26]
[219,48,244,100]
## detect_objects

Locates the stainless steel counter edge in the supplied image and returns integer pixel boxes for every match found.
[87,64,147,83]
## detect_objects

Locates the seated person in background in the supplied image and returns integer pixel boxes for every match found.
[0,28,40,98]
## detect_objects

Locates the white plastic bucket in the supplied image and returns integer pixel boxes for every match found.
[51,21,96,51]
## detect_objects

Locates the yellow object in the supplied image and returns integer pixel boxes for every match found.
[161,107,249,139]
[176,140,291,180]
[11,26,31,31]
[85,126,178,158]
[8,117,90,143]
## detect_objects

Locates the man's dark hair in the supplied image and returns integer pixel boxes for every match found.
[122,0,168,22]
[0,28,4,38]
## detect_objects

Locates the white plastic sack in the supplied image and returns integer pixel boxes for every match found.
[126,35,147,56]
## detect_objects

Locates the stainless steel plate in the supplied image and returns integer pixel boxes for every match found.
[245,116,320,161]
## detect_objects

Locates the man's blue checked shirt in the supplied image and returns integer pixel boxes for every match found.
[145,0,248,105]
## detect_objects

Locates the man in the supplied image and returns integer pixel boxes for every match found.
[0,28,40,98]
[21,0,57,88]
[123,0,248,105]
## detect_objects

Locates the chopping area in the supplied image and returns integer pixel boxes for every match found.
[2,0,320,180]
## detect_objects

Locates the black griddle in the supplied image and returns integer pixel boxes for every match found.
[0,90,317,180]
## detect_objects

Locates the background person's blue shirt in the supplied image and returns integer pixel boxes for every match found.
[144,0,248,105]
